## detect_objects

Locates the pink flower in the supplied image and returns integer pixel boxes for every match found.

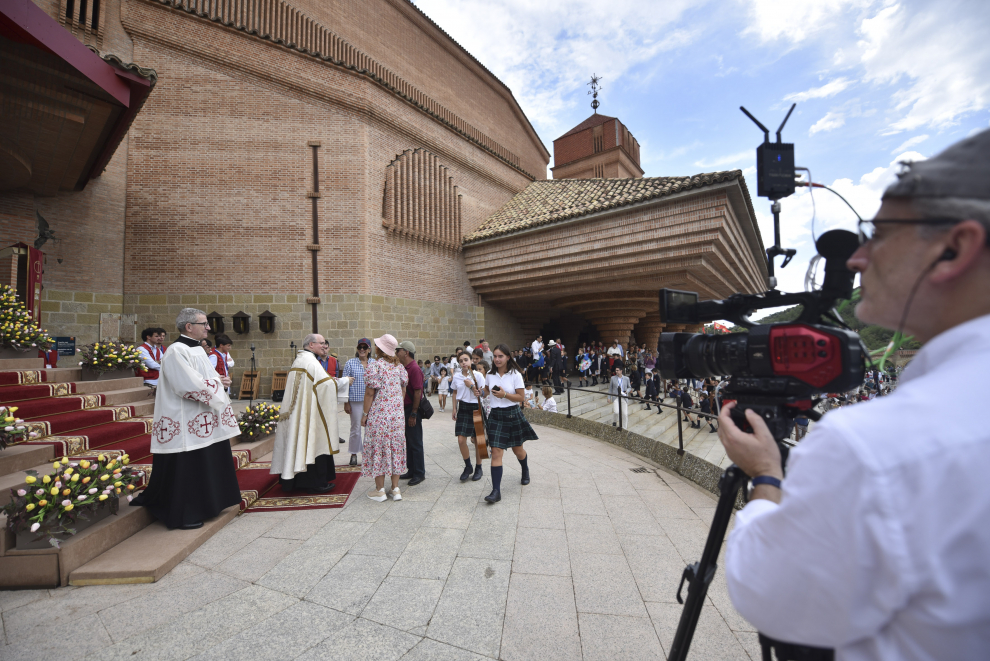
[88,488,97,494]
[61,499,71,507]
[16,489,26,497]
[77,495,87,501]
[30,522,40,533]
[35,489,43,496]
[54,481,62,488]
[126,495,134,502]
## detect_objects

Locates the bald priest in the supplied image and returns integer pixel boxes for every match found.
[132,308,242,529]
[270,334,351,492]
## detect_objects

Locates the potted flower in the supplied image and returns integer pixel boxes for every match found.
[78,340,144,381]
[0,284,55,358]
[2,454,145,549]
[0,405,41,451]
[238,402,280,439]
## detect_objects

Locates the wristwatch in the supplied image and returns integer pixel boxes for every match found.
[750,475,782,489]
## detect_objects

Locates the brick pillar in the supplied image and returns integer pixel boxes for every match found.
[635,312,665,353]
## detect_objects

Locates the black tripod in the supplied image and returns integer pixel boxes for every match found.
[668,440,834,661]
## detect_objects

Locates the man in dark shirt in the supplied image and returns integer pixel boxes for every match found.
[397,340,426,485]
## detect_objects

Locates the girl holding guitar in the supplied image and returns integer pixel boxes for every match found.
[451,353,488,482]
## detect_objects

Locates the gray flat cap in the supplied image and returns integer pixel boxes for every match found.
[884,128,990,200]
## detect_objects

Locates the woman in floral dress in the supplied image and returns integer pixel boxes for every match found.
[360,334,408,502]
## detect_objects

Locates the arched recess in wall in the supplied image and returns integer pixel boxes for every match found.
[382,149,462,255]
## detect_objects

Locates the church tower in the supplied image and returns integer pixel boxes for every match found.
[551,114,643,179]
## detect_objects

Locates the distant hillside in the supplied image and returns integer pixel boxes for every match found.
[728,289,921,352]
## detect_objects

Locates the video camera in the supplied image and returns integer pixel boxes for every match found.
[657,105,866,442]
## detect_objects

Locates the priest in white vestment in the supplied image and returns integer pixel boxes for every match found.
[132,308,241,529]
[270,334,351,493]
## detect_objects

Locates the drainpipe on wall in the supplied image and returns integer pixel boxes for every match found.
[306,141,321,333]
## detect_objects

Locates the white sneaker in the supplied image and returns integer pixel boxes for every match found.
[390,487,402,501]
[367,488,387,502]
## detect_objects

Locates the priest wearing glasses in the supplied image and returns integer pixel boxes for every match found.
[132,308,241,529]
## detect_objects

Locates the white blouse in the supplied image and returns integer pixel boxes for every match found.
[486,370,525,409]
[452,370,484,404]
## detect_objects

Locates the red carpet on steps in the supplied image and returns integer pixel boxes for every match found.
[0,383,75,403]
[0,371,47,386]
[15,395,105,419]
[243,465,361,512]
[25,407,128,435]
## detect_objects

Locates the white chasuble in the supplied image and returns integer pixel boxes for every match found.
[151,340,239,453]
[270,350,351,480]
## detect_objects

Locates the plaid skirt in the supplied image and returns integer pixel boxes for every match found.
[487,405,539,449]
[455,401,479,437]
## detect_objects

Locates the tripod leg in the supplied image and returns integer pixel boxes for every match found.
[667,466,749,661]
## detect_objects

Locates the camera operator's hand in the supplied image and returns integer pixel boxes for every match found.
[718,402,783,502]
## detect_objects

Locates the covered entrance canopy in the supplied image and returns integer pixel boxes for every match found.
[463,170,769,348]
[0,0,156,194]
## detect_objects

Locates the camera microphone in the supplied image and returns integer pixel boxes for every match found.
[250,344,256,351]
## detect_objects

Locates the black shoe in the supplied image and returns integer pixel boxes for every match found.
[304,482,336,493]
[349,454,358,466]
[484,489,501,503]
[521,468,530,485]
[176,521,203,530]
[472,465,484,481]
[708,427,717,434]
[408,476,426,486]
[612,422,616,427]
[460,466,472,482]
[399,472,412,480]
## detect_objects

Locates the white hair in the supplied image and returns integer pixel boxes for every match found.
[913,197,990,242]
[302,333,321,348]
[176,308,206,332]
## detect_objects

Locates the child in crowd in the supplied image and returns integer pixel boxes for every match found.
[523,382,536,409]
[541,386,557,413]
[477,360,492,417]
[437,367,450,413]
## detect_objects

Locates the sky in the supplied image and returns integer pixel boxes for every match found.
[413,0,990,295]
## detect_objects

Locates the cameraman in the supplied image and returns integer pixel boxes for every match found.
[718,129,990,659]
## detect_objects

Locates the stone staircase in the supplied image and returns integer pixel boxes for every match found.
[0,357,278,588]
[551,383,730,469]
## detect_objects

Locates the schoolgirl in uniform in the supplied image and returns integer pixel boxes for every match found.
[451,353,486,482]
[482,344,539,503]
[437,368,450,413]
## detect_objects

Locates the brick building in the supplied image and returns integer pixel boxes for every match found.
[1,0,767,395]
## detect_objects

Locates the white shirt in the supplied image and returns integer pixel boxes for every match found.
[452,370,484,404]
[486,369,524,409]
[725,313,990,660]
[438,376,450,393]
[531,340,543,356]
[541,397,557,413]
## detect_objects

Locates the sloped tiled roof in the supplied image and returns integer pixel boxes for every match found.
[556,114,617,140]
[463,170,751,245]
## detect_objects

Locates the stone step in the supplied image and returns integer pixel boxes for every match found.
[73,377,146,394]
[68,506,239,586]
[0,443,56,479]
[0,499,155,588]
[128,400,156,418]
[101,387,156,406]
[0,357,44,370]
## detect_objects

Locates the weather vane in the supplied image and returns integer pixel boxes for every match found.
[588,74,602,113]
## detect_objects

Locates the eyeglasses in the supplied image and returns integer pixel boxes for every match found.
[357,345,369,350]
[858,217,960,244]
[188,322,210,327]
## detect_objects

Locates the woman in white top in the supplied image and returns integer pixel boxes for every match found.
[437,368,450,413]
[451,353,487,482]
[481,344,539,503]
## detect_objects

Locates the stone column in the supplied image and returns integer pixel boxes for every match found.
[634,312,665,352]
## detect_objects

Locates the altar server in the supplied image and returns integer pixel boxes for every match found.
[136,327,166,387]
[209,334,235,393]
[131,309,240,530]
[270,333,351,493]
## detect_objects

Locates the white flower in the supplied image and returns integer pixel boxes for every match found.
[88,488,97,494]
[30,522,40,533]
[61,499,71,506]
[29,432,37,437]
[35,489,43,496]
[78,362,83,365]
[4,426,11,431]
[77,495,86,501]
[16,489,26,496]
[126,494,134,502]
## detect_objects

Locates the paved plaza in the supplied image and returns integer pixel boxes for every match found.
[0,408,758,660]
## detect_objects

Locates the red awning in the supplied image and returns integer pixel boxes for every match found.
[0,0,156,193]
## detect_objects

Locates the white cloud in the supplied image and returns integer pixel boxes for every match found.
[743,0,876,44]
[693,150,752,169]
[809,111,846,135]
[852,2,990,134]
[754,150,927,292]
[890,134,928,154]
[784,78,852,102]
[412,0,704,139]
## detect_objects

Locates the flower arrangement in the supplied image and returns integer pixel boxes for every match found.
[78,340,144,375]
[238,402,280,437]
[2,454,144,548]
[0,284,54,352]
[0,405,40,451]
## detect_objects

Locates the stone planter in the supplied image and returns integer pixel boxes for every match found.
[15,506,113,550]
[0,346,31,360]
[80,366,134,381]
